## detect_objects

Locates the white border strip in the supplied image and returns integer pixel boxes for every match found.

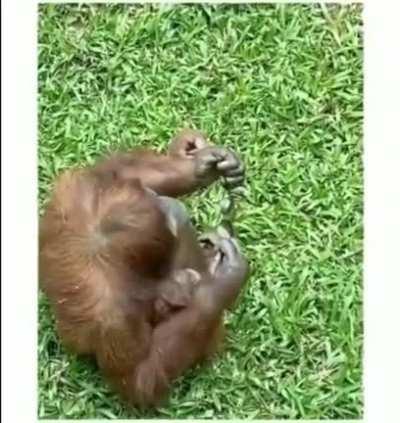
[363,1,400,423]
[2,0,38,422]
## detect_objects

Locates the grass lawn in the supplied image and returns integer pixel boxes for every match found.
[38,4,363,419]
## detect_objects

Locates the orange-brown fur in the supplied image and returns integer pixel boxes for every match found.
[40,130,247,406]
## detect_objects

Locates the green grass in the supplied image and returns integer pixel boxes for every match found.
[38,3,363,419]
